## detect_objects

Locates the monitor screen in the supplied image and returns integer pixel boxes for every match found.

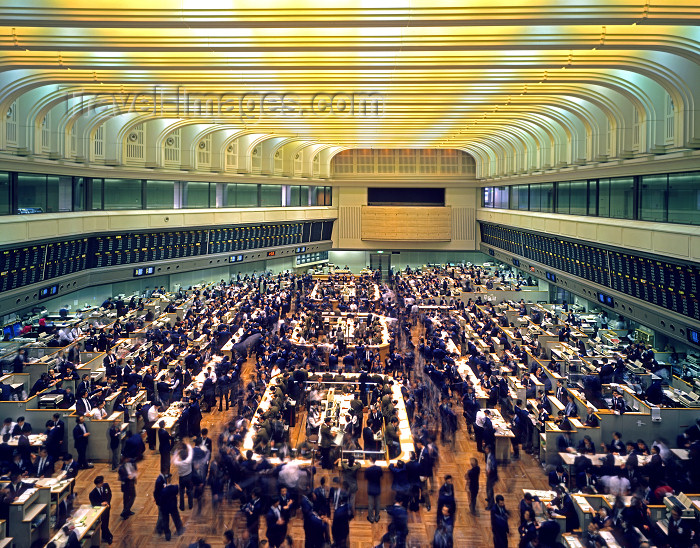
[49,284,59,295]
[688,329,700,345]
[12,322,22,337]
[2,326,12,340]
[39,287,50,299]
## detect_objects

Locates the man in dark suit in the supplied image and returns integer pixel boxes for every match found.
[243,490,263,540]
[157,476,184,541]
[88,476,113,544]
[584,407,600,427]
[329,478,347,513]
[32,446,54,478]
[158,421,173,475]
[108,420,122,471]
[265,496,287,548]
[12,417,30,437]
[490,494,510,548]
[312,477,330,517]
[611,390,626,414]
[549,488,579,532]
[365,456,383,523]
[61,453,79,478]
[118,456,137,519]
[555,381,566,403]
[72,415,92,469]
[482,410,496,449]
[4,472,29,501]
[77,374,92,399]
[548,466,568,489]
[52,413,66,437]
[331,501,352,548]
[485,444,498,510]
[44,420,63,462]
[75,391,93,417]
[386,500,408,547]
[319,417,334,469]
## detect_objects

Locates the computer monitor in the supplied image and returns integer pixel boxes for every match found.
[12,322,22,337]
[2,326,13,340]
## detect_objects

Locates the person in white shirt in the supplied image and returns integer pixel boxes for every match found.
[205,367,217,383]
[172,442,194,511]
[474,408,487,451]
[70,324,83,340]
[0,419,16,439]
[89,402,108,420]
[605,471,630,496]
[307,404,322,432]
[58,327,74,345]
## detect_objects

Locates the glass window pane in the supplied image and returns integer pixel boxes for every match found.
[73,177,85,212]
[290,185,303,207]
[17,173,47,213]
[315,186,331,206]
[45,175,59,213]
[669,171,700,225]
[146,180,174,209]
[482,187,493,208]
[517,185,529,210]
[104,179,141,210]
[540,183,554,213]
[598,179,610,217]
[609,177,634,219]
[91,178,103,210]
[299,186,310,206]
[494,186,509,209]
[185,182,209,208]
[46,175,73,212]
[570,181,587,216]
[587,180,597,215]
[224,184,236,207]
[556,182,570,214]
[236,184,258,207]
[640,174,667,222]
[0,172,10,215]
[509,186,519,210]
[529,184,541,212]
[210,183,217,208]
[260,184,282,207]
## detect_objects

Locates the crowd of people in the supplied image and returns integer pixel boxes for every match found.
[4,264,700,548]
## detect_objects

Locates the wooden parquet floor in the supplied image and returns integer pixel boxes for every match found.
[71,340,550,547]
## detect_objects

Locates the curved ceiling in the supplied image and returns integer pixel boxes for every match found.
[1,1,699,179]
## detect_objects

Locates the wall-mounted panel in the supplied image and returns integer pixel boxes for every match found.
[361,206,452,241]
[0,219,334,299]
[480,221,700,324]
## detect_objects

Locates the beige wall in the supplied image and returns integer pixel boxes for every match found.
[0,206,337,246]
[476,209,700,264]
[334,186,478,250]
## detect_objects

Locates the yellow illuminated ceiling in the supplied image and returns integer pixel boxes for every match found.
[1,1,699,178]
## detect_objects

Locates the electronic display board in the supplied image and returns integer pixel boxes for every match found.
[0,220,334,295]
[481,222,699,321]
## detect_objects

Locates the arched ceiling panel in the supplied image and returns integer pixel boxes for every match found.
[0,1,699,177]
